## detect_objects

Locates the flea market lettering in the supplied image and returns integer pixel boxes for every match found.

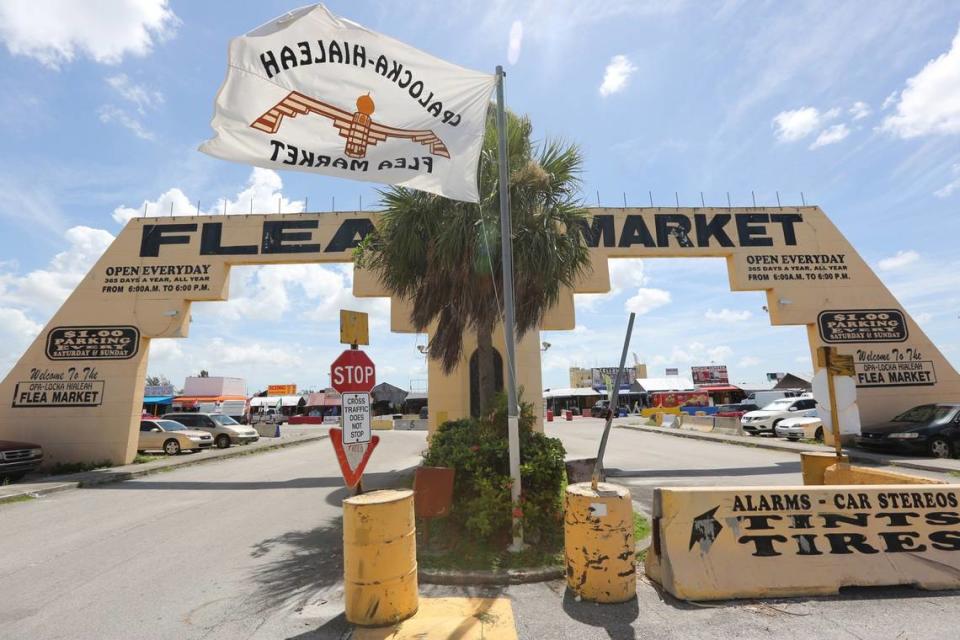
[729,491,960,557]
[138,219,374,257]
[258,41,463,126]
[578,213,804,248]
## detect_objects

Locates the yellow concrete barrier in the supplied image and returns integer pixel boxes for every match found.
[563,482,636,603]
[371,417,394,430]
[800,451,848,485]
[641,407,680,418]
[343,489,418,626]
[647,485,960,601]
[823,463,945,485]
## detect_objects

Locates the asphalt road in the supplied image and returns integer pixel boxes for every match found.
[2,423,959,639]
[0,430,428,640]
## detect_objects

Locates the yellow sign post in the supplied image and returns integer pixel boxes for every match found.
[816,346,854,457]
[340,309,370,347]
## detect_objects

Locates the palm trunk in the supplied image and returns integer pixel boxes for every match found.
[476,325,497,415]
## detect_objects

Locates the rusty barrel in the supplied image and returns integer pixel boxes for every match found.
[564,482,636,603]
[343,489,418,626]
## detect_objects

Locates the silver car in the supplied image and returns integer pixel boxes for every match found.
[161,412,260,449]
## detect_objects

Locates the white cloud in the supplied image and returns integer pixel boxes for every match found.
[739,356,761,367]
[809,123,850,149]
[575,258,646,310]
[651,342,733,366]
[112,168,303,224]
[0,0,178,68]
[878,249,920,271]
[934,163,960,198]
[849,101,871,121]
[624,288,671,315]
[882,91,899,110]
[106,74,163,114]
[599,55,636,97]
[705,308,752,323]
[772,107,823,142]
[915,312,933,325]
[0,225,114,314]
[507,20,523,65]
[98,104,154,140]
[882,25,960,138]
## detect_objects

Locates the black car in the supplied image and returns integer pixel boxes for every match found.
[856,403,960,458]
[0,440,44,483]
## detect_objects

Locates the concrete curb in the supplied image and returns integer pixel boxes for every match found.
[0,431,330,503]
[419,564,565,586]
[618,424,960,476]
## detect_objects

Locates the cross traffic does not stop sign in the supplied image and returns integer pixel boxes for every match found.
[330,349,376,393]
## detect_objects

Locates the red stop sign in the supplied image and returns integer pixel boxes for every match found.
[330,349,376,393]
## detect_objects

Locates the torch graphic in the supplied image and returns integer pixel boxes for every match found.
[344,94,375,158]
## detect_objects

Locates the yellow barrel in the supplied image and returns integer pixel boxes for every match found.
[343,489,418,626]
[800,451,848,485]
[564,482,636,603]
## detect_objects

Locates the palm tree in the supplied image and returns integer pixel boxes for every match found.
[356,109,591,414]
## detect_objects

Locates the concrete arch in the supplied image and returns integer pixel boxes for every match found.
[1,206,956,465]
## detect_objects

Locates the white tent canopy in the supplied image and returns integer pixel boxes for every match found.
[250,395,304,408]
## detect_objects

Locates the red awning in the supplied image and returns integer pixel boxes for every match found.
[696,385,742,393]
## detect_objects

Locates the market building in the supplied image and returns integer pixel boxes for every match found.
[172,376,248,420]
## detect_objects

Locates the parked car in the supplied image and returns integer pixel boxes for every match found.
[418,406,428,420]
[0,440,43,483]
[741,397,818,435]
[590,399,611,418]
[743,390,804,408]
[161,412,260,449]
[855,403,960,458]
[715,403,759,418]
[138,419,213,455]
[775,416,824,442]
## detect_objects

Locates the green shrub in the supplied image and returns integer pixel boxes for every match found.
[423,394,566,547]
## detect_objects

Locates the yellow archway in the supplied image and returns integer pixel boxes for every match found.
[1,206,955,465]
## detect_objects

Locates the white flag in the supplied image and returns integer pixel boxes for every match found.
[200,4,495,203]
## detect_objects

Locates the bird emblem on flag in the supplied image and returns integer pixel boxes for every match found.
[251,91,451,160]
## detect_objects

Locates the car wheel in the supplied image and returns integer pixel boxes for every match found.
[216,434,231,449]
[928,437,953,459]
[163,439,181,456]
[787,437,800,442]
[815,427,824,442]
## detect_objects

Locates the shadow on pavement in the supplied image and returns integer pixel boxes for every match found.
[607,460,801,478]
[84,469,413,494]
[561,588,639,639]
[249,516,345,615]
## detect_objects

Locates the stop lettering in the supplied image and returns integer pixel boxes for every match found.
[330,349,376,393]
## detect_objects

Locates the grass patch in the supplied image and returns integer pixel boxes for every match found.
[0,494,35,506]
[634,512,650,541]
[133,454,166,464]
[417,523,563,572]
[48,460,113,475]
[948,471,960,478]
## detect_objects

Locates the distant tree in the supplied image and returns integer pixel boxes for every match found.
[145,375,171,387]
[199,370,209,378]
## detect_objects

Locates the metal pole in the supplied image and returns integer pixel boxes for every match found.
[824,350,844,459]
[495,65,524,551]
[592,312,635,490]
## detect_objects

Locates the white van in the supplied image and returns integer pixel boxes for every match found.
[743,389,804,408]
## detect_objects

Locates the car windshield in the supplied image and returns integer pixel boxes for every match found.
[892,405,956,424]
[210,414,239,426]
[763,399,793,410]
[156,420,186,431]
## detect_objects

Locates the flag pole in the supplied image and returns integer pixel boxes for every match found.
[495,65,524,551]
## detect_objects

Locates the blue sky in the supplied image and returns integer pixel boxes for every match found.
[1,0,959,394]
